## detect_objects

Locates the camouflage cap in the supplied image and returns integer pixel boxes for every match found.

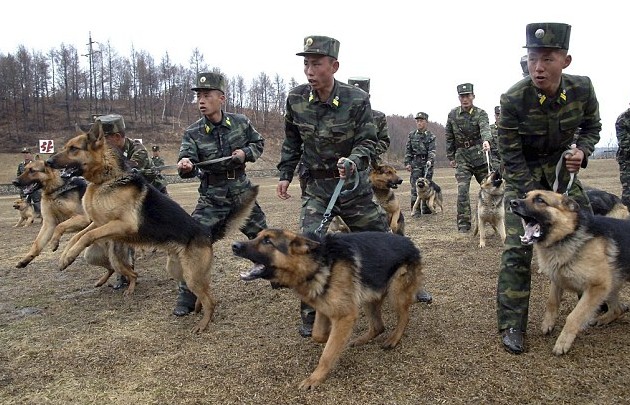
[21,147,31,153]
[348,77,370,93]
[152,145,160,152]
[191,72,226,93]
[297,35,340,59]
[457,83,474,95]
[98,114,126,135]
[494,106,501,115]
[520,55,529,76]
[524,22,571,50]
[414,112,428,120]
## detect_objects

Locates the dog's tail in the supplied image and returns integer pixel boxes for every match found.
[607,204,630,220]
[212,185,260,242]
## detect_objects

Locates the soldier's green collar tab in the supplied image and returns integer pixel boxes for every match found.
[308,81,341,109]
[203,112,231,133]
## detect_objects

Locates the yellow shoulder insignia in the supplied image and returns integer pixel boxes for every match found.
[308,91,314,103]
[205,124,211,134]
[332,95,340,107]
[226,116,232,127]
[559,89,567,102]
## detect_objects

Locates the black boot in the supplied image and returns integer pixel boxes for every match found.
[501,328,525,354]
[299,302,315,338]
[173,282,197,316]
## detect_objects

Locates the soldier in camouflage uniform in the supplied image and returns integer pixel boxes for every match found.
[276,35,390,337]
[496,23,600,354]
[404,112,436,215]
[348,77,390,167]
[615,104,630,209]
[175,72,267,316]
[99,114,168,195]
[16,147,42,215]
[150,145,169,195]
[489,106,502,169]
[445,83,493,232]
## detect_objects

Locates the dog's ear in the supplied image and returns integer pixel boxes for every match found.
[290,235,320,255]
[87,120,105,145]
[561,195,580,212]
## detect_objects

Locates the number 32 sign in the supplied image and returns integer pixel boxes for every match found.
[39,140,54,154]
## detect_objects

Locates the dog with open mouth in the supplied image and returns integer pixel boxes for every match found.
[510,189,630,355]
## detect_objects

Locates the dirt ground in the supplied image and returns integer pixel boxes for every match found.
[0,159,628,404]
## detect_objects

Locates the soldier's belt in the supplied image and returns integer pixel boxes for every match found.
[309,169,343,179]
[456,138,482,149]
[202,168,245,184]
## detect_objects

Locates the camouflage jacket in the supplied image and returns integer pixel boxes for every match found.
[404,130,436,167]
[151,156,165,168]
[445,106,491,166]
[119,138,166,190]
[498,74,601,195]
[372,109,390,164]
[277,79,377,182]
[16,160,30,177]
[615,108,630,159]
[179,111,264,178]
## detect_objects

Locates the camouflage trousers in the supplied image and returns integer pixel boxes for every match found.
[179,178,267,296]
[618,161,630,209]
[409,164,434,210]
[454,161,488,230]
[192,176,267,239]
[496,181,591,332]
[299,174,390,323]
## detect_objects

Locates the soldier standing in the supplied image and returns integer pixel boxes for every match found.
[489,106,502,169]
[151,145,165,167]
[276,35,390,337]
[445,83,493,233]
[496,23,600,354]
[175,72,267,316]
[616,103,630,209]
[348,76,390,166]
[16,147,42,215]
[404,112,436,215]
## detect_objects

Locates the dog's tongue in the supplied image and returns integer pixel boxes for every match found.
[240,263,266,281]
[520,223,541,245]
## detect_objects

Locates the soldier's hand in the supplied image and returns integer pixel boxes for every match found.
[337,157,356,179]
[405,164,412,172]
[277,180,291,200]
[449,160,457,168]
[426,161,432,168]
[178,158,194,174]
[483,141,491,151]
[231,149,246,163]
[565,147,584,173]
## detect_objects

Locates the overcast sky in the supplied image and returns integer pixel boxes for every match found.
[2,0,625,148]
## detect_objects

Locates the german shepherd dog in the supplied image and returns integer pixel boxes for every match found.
[369,163,405,235]
[232,229,424,389]
[12,198,41,227]
[511,190,630,355]
[411,177,443,215]
[472,170,506,248]
[47,120,258,333]
[585,188,630,219]
[12,160,92,267]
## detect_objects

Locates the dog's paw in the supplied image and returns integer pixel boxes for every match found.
[552,331,576,355]
[16,257,33,268]
[58,255,76,271]
[541,319,556,335]
[299,375,323,390]
[50,239,61,252]
[478,241,486,248]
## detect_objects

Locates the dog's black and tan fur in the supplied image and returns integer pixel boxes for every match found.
[47,120,258,333]
[369,163,405,235]
[412,177,443,215]
[511,190,630,355]
[585,188,630,219]
[12,198,41,227]
[12,159,92,267]
[232,229,423,389]
[472,170,506,248]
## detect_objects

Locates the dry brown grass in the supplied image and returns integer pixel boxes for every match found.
[0,159,628,404]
